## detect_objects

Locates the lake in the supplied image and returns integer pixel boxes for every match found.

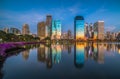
[1,42,120,79]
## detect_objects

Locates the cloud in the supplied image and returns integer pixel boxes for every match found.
[105,26,116,32]
[0,10,47,33]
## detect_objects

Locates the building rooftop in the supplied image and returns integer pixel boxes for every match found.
[75,16,84,20]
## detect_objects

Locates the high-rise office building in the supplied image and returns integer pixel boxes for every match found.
[51,20,61,40]
[37,21,46,39]
[22,24,30,35]
[89,23,94,38]
[46,15,52,37]
[94,21,104,40]
[85,23,90,39]
[74,16,85,40]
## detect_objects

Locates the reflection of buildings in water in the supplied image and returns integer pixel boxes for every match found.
[106,44,116,52]
[88,43,94,58]
[62,45,68,51]
[22,50,30,60]
[37,44,53,68]
[116,44,120,54]
[98,44,104,64]
[111,44,116,52]
[75,43,104,65]
[106,44,112,52]
[104,43,118,55]
[93,43,98,61]
[85,42,98,61]
[84,43,89,60]
[68,45,72,54]
[51,45,61,64]
[74,43,85,68]
[37,44,45,62]
[45,47,52,69]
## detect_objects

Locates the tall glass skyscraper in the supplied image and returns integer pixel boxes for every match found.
[93,21,104,40]
[46,15,52,37]
[51,20,61,40]
[74,16,84,40]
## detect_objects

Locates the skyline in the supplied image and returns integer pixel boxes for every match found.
[0,0,120,34]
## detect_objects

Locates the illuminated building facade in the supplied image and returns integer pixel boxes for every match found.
[22,24,30,35]
[94,21,104,40]
[46,15,52,37]
[85,23,89,39]
[74,16,85,40]
[37,21,46,39]
[51,20,61,40]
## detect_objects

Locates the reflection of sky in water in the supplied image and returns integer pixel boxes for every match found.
[1,43,120,79]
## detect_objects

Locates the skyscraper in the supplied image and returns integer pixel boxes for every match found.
[89,23,94,38]
[51,20,61,40]
[37,21,46,39]
[84,23,89,39]
[74,16,84,40]
[46,15,52,37]
[22,24,30,35]
[94,21,104,40]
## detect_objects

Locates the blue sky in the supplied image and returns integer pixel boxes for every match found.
[0,0,120,34]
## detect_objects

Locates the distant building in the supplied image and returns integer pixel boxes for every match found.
[61,33,68,39]
[22,24,30,35]
[37,22,46,39]
[74,16,84,40]
[89,23,94,38]
[3,28,9,33]
[111,32,116,40]
[105,31,111,40]
[51,20,61,40]
[9,28,21,35]
[67,30,73,39]
[46,15,52,37]
[32,34,37,38]
[94,21,104,40]
[84,23,89,39]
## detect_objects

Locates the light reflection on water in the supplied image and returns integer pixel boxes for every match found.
[1,42,120,79]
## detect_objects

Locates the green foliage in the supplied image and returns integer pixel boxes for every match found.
[0,30,40,42]
[44,37,51,40]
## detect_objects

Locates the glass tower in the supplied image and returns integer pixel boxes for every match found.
[74,16,84,40]
[51,20,61,40]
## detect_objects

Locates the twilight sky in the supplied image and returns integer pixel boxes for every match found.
[0,0,120,34]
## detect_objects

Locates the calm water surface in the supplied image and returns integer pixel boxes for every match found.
[1,42,120,79]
